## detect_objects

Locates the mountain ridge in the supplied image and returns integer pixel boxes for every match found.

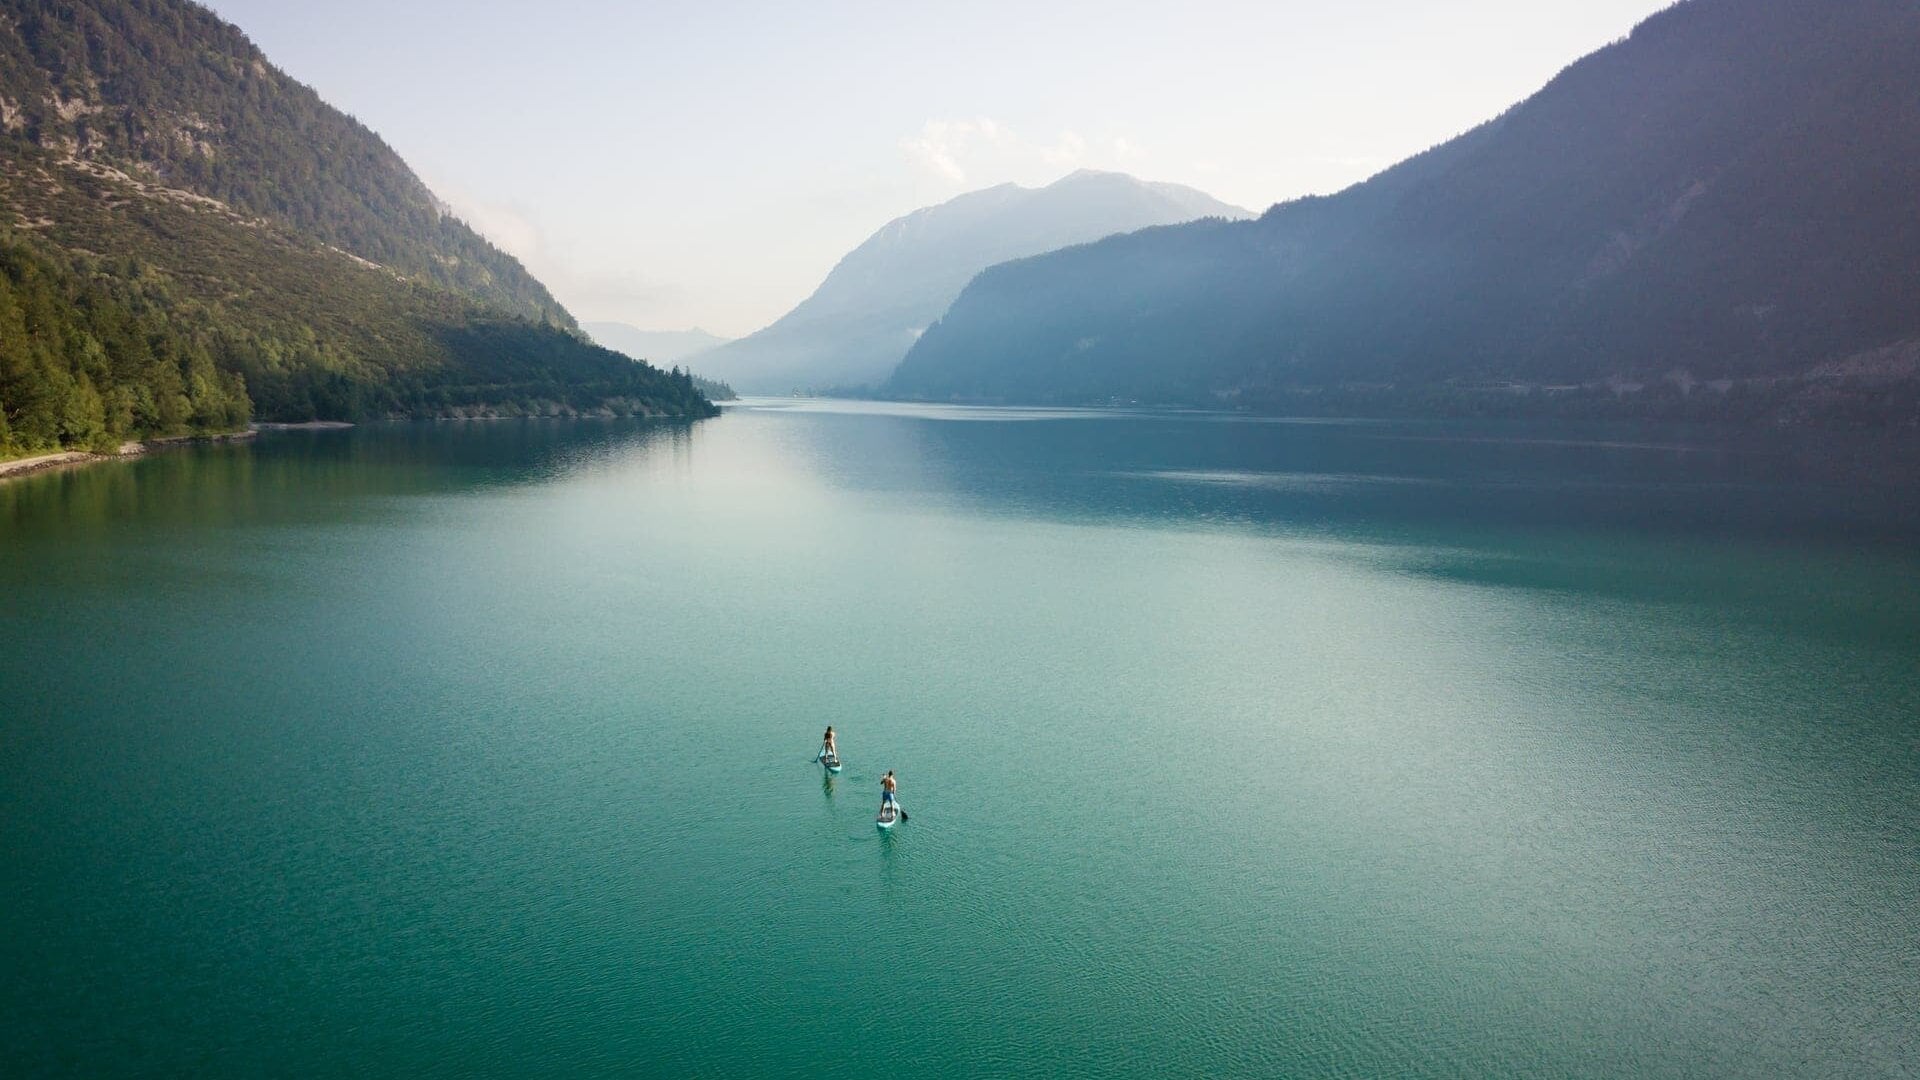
[0,0,713,459]
[0,0,570,325]
[696,170,1250,393]
[887,0,1920,425]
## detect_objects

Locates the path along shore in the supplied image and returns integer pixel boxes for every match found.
[0,424,344,482]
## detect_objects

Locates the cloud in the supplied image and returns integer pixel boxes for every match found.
[899,117,1005,184]
[1304,154,1391,170]
[426,176,544,262]
[899,118,1144,187]
[424,173,686,327]
[1040,130,1087,168]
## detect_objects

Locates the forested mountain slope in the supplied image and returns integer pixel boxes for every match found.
[0,0,712,459]
[890,0,1920,425]
[0,0,567,325]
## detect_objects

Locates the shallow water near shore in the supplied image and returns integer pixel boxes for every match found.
[3,401,1918,1077]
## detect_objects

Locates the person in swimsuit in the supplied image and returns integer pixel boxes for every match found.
[820,726,838,763]
[880,770,897,813]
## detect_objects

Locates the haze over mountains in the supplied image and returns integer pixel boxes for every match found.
[889,0,1920,424]
[582,324,732,367]
[0,0,711,459]
[695,170,1249,393]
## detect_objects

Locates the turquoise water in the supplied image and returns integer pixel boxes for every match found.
[2,401,1917,1078]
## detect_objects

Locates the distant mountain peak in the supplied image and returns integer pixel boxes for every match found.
[1052,168,1127,184]
[693,172,1250,393]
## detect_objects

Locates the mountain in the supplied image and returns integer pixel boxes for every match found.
[583,323,733,366]
[888,0,1920,426]
[0,0,712,460]
[696,171,1250,393]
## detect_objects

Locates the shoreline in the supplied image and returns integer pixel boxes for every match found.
[0,414,723,482]
[0,428,261,483]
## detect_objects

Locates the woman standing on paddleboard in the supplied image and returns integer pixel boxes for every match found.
[822,726,837,760]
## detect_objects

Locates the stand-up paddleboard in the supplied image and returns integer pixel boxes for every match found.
[823,754,842,774]
[876,802,899,829]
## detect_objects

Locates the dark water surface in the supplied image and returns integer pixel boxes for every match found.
[3,401,1917,1077]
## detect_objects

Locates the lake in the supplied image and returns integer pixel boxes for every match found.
[3,400,1917,1077]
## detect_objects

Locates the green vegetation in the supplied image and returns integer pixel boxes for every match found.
[0,0,713,459]
[0,0,567,325]
[0,228,247,456]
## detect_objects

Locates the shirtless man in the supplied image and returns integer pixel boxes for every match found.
[880,770,898,813]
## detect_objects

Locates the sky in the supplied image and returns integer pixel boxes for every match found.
[204,0,1674,337]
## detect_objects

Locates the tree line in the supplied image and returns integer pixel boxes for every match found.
[0,230,249,457]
